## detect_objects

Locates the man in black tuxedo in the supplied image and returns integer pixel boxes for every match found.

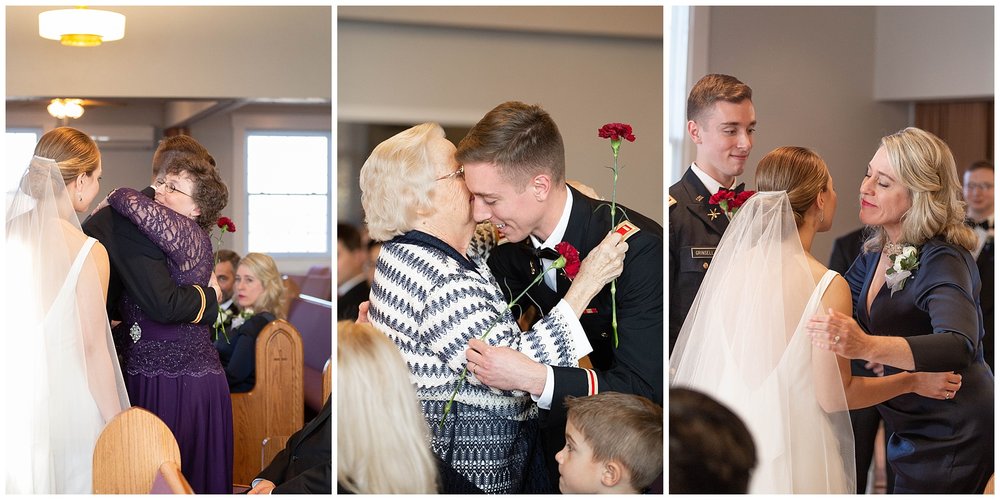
[963,160,994,371]
[668,74,755,353]
[458,101,662,491]
[336,223,370,321]
[83,135,220,330]
[248,398,331,494]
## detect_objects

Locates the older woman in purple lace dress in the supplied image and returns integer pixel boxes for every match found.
[107,155,231,493]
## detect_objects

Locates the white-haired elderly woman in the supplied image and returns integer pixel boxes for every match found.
[808,127,993,493]
[360,123,627,494]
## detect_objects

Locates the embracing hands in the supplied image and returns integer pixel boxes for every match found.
[911,371,962,401]
[806,308,871,359]
[465,338,546,396]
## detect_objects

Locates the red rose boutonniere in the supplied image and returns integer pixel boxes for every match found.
[709,188,755,220]
[212,216,237,342]
[439,242,580,427]
[598,122,636,348]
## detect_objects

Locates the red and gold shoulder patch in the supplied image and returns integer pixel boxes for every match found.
[613,220,641,242]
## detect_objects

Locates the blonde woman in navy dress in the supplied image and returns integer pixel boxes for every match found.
[360,123,627,493]
[808,127,993,493]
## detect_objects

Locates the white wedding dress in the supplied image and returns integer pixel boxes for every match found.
[670,192,855,494]
[5,157,129,493]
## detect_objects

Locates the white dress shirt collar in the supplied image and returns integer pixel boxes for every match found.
[691,162,739,196]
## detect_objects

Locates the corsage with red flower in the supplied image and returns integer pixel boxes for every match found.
[439,242,580,427]
[709,188,755,220]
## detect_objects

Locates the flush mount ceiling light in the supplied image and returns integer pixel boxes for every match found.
[39,7,126,47]
[47,98,85,119]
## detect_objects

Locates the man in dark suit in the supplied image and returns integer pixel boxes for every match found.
[249,398,331,494]
[214,250,242,315]
[458,101,662,491]
[668,74,755,353]
[83,135,220,330]
[963,160,994,371]
[336,223,370,321]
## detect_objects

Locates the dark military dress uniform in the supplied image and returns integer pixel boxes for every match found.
[668,166,736,353]
[487,185,663,491]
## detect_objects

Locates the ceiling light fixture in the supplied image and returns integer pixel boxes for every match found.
[47,99,85,119]
[39,7,126,47]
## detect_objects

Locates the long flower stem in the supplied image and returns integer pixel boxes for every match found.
[438,259,562,428]
[610,144,620,348]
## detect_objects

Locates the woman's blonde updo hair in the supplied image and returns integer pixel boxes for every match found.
[755,146,830,227]
[863,127,976,252]
[360,123,444,241]
[239,252,286,320]
[33,127,101,185]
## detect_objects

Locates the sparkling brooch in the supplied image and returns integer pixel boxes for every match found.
[130,322,142,343]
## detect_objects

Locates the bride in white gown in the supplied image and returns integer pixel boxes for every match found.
[670,146,961,493]
[5,128,130,493]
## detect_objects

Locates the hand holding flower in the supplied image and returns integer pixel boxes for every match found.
[562,231,628,317]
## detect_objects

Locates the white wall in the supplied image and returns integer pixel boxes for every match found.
[6,6,331,100]
[689,5,986,263]
[338,6,664,224]
[874,6,994,101]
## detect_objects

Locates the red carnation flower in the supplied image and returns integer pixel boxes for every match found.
[598,122,636,142]
[555,242,581,280]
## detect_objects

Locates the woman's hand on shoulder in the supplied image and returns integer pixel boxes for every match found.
[807,308,870,359]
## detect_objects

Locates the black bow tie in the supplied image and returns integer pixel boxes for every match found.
[715,183,745,195]
[532,246,561,260]
[969,219,992,230]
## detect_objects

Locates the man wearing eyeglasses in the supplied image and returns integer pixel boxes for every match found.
[83,135,222,332]
[964,160,994,371]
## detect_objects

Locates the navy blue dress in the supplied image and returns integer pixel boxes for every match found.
[216,312,276,393]
[845,238,994,493]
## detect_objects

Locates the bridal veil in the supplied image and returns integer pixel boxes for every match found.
[5,157,129,493]
[670,191,856,493]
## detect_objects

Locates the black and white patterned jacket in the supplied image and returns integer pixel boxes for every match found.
[369,230,590,421]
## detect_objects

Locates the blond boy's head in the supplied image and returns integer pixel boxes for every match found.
[556,392,663,494]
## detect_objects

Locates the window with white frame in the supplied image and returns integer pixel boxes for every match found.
[245,131,331,254]
[5,129,42,193]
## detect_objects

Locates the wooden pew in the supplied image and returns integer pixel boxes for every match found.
[322,358,332,403]
[150,461,194,494]
[93,407,190,494]
[286,294,332,413]
[230,319,304,485]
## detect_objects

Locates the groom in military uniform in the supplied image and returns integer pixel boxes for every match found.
[458,101,663,492]
[83,135,220,331]
[669,74,755,353]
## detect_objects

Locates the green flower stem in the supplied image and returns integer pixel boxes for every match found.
[610,140,621,349]
[438,257,565,428]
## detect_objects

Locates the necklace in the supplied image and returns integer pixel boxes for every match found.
[882,241,905,256]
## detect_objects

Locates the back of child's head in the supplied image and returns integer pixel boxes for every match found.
[668,388,756,493]
[565,392,663,492]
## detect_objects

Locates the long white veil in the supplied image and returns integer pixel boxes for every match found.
[670,191,855,493]
[4,156,130,493]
